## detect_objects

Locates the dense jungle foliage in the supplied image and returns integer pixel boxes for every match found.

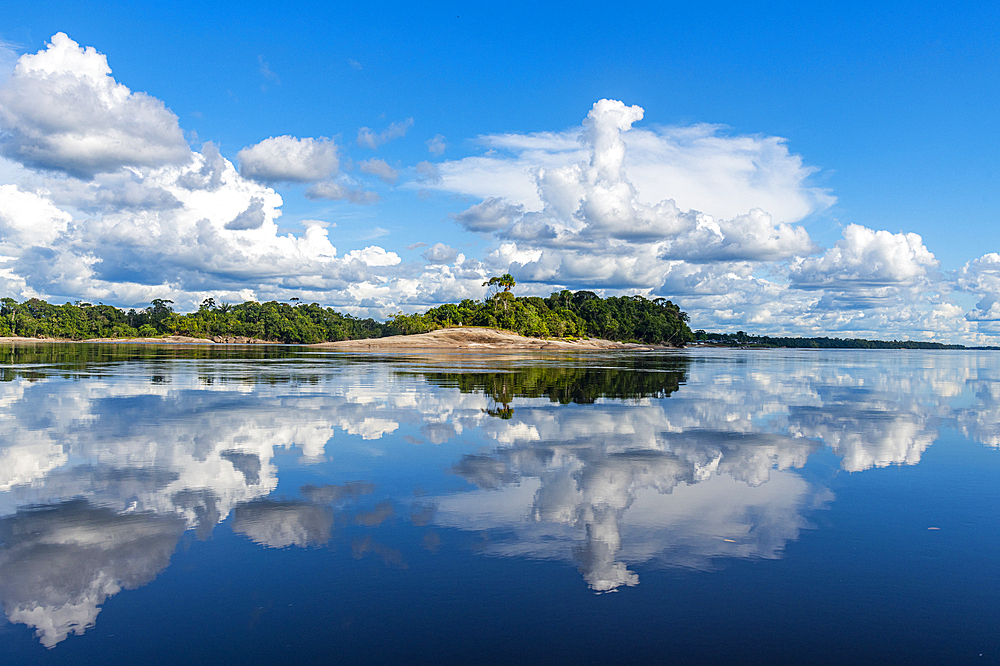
[0,279,695,346]
[0,297,385,344]
[386,288,693,345]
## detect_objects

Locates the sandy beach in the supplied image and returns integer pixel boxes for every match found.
[309,327,667,351]
[0,328,672,350]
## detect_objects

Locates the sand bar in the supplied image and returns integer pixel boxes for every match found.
[310,328,668,351]
[1,328,675,350]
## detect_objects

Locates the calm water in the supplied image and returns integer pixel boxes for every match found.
[0,344,998,664]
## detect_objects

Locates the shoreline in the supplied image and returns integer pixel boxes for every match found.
[0,328,678,351]
[310,328,670,351]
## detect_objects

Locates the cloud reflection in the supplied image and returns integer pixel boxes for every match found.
[0,501,185,648]
[441,427,821,591]
[0,348,999,641]
[232,500,334,548]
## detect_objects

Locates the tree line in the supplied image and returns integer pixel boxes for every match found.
[693,330,965,350]
[0,278,695,346]
[387,285,693,345]
[0,297,385,344]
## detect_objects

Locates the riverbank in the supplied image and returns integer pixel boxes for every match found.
[310,328,668,351]
[0,328,673,350]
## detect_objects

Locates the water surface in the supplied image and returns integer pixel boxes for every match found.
[0,344,998,664]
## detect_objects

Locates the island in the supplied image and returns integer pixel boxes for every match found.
[0,275,694,348]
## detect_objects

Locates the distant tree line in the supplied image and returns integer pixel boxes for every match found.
[692,329,965,350]
[0,278,695,346]
[0,297,385,344]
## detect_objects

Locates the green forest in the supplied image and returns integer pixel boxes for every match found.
[0,276,695,346]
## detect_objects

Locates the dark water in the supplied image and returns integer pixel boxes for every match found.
[0,343,998,664]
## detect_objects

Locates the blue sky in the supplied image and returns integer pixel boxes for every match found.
[0,1,998,341]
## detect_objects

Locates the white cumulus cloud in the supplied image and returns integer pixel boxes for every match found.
[790,224,938,289]
[422,242,459,264]
[0,33,190,178]
[345,246,401,267]
[452,197,524,233]
[237,135,338,184]
[0,184,72,246]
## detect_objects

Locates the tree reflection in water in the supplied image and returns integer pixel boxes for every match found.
[413,354,690,420]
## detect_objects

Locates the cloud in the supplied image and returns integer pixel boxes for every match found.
[176,141,225,191]
[237,135,338,184]
[348,58,363,71]
[356,118,413,149]
[0,129,404,309]
[357,226,391,241]
[415,160,440,183]
[422,242,459,264]
[957,253,1000,323]
[359,158,399,185]
[660,208,816,263]
[0,33,190,178]
[305,179,379,204]
[224,196,267,230]
[0,184,72,245]
[452,197,524,233]
[790,224,938,289]
[484,100,817,256]
[426,134,447,156]
[438,100,820,300]
[87,179,182,213]
[393,98,980,341]
[427,107,833,225]
[345,245,400,266]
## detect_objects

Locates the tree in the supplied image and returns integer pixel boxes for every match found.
[147,299,175,331]
[483,273,516,299]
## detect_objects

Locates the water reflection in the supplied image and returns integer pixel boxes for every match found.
[444,417,821,591]
[0,501,185,648]
[1,346,999,645]
[415,358,689,419]
[231,482,379,548]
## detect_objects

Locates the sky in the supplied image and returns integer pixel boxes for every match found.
[0,1,998,342]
